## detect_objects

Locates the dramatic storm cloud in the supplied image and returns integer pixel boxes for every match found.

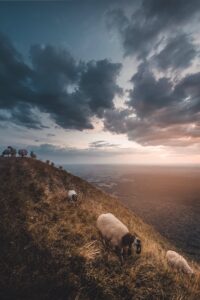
[0,33,122,130]
[108,0,200,59]
[103,0,200,148]
[153,34,197,70]
[104,61,200,146]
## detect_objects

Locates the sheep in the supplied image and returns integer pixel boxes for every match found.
[97,213,141,262]
[166,250,194,274]
[68,190,78,203]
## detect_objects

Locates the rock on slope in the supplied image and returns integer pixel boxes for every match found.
[0,158,199,300]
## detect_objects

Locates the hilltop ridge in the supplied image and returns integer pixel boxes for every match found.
[0,158,199,300]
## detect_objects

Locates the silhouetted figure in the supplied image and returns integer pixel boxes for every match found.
[46,160,50,164]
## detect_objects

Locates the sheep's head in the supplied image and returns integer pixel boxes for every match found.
[72,194,78,201]
[122,234,142,256]
[122,233,134,255]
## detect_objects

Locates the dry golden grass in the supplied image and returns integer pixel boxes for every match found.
[0,157,199,300]
[78,241,102,261]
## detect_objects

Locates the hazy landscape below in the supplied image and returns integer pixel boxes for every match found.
[65,164,200,262]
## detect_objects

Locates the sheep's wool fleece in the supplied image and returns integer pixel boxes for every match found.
[68,190,77,197]
[97,213,129,247]
[166,250,193,274]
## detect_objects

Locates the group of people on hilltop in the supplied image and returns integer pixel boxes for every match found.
[1,146,36,159]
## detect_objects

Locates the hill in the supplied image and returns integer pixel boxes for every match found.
[0,158,199,300]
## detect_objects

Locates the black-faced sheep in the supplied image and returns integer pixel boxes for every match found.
[166,250,194,274]
[68,190,78,203]
[97,213,141,262]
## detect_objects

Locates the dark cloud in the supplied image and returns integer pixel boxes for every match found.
[9,105,45,129]
[89,140,120,148]
[107,8,159,58]
[30,44,82,94]
[174,72,200,110]
[0,33,33,109]
[143,0,200,23]
[79,60,122,117]
[0,105,44,129]
[128,63,175,116]
[103,61,200,146]
[104,107,200,147]
[153,34,197,70]
[108,0,199,60]
[103,109,132,134]
[104,0,200,148]
[128,62,200,124]
[30,45,122,130]
[0,33,122,130]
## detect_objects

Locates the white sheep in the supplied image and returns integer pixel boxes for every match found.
[68,190,78,202]
[97,213,141,262]
[166,250,194,274]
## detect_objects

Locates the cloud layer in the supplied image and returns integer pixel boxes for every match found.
[0,33,122,130]
[1,0,200,151]
[104,0,200,147]
[108,0,199,59]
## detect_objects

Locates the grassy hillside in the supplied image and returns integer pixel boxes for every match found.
[0,158,199,300]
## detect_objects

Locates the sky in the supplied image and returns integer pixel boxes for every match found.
[0,0,200,164]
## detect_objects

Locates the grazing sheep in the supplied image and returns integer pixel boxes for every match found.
[68,190,78,203]
[166,250,194,274]
[97,213,141,262]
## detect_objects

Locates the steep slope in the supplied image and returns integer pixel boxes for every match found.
[0,158,199,300]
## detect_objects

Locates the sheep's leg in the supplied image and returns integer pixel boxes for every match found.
[99,233,106,247]
[128,245,132,256]
[115,246,124,264]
